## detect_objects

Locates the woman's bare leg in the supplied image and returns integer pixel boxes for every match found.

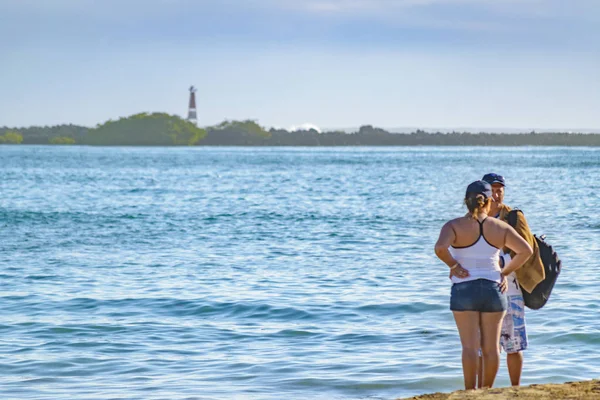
[477,354,483,388]
[476,325,483,388]
[453,311,481,390]
[480,311,506,388]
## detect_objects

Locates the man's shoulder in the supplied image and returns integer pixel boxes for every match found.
[504,205,535,237]
[505,205,531,223]
[498,204,512,221]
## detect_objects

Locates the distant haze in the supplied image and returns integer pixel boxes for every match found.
[325,127,600,134]
[1,0,599,130]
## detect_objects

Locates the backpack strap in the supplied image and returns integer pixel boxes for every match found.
[507,209,523,228]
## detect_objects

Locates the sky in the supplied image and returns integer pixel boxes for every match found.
[1,0,599,131]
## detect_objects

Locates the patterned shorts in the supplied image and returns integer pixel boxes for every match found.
[500,295,528,353]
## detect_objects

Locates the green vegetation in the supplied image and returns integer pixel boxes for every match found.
[3,115,600,146]
[49,136,76,145]
[216,120,270,137]
[0,124,87,144]
[0,131,23,144]
[86,112,206,146]
[201,119,271,145]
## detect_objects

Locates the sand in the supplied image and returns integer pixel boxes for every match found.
[399,380,600,399]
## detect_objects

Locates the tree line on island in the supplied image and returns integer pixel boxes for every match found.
[2,112,600,146]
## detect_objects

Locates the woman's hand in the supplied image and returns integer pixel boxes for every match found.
[499,273,508,293]
[449,264,470,279]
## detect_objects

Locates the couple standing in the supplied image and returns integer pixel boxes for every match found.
[435,173,544,390]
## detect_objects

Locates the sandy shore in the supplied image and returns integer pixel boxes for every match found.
[399,380,600,399]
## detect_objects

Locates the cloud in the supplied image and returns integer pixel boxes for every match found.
[272,0,600,26]
[1,0,598,52]
[259,0,568,35]
[277,0,534,13]
[289,123,322,133]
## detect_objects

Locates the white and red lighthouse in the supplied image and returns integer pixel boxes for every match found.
[187,86,198,125]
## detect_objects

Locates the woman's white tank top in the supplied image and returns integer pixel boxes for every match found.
[449,217,501,284]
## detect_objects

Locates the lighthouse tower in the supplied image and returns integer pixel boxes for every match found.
[187,86,198,125]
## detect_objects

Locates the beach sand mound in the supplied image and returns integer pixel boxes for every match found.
[400,380,600,399]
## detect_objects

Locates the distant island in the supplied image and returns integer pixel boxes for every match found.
[2,112,600,146]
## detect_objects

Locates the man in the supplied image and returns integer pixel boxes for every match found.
[480,173,544,387]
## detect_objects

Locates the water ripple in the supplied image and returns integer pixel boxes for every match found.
[0,146,599,399]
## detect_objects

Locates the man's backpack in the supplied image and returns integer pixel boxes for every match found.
[507,210,562,310]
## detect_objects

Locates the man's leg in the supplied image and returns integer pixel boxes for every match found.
[507,351,523,386]
[501,295,528,386]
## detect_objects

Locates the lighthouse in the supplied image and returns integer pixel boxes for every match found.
[187,86,198,125]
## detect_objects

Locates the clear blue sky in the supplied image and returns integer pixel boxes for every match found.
[1,0,599,130]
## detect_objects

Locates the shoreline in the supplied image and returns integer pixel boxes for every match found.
[3,143,600,147]
[399,380,600,399]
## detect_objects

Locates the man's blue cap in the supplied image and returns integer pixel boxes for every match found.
[482,173,505,187]
[466,180,492,199]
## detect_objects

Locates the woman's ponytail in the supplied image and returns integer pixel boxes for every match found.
[464,194,487,219]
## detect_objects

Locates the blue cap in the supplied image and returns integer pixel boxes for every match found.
[482,173,505,187]
[466,180,492,199]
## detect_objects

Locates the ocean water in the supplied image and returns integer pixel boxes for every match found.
[0,146,598,400]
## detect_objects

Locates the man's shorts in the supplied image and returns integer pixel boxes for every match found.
[500,295,528,353]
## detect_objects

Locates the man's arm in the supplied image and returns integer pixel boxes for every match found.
[502,226,533,276]
[507,211,537,259]
[506,209,546,292]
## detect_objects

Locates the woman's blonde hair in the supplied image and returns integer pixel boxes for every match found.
[464,194,491,220]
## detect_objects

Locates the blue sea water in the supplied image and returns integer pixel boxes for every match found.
[0,146,598,400]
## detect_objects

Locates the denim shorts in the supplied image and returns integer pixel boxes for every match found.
[450,279,507,312]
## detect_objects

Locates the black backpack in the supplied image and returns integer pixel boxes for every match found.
[507,210,562,310]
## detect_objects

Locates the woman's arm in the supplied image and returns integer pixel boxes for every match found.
[501,226,533,277]
[434,222,457,267]
[435,222,470,279]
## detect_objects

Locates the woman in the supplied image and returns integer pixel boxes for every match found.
[434,180,532,390]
